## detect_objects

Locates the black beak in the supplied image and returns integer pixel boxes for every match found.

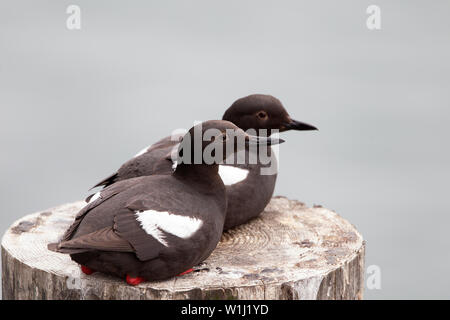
[246,135,285,146]
[284,119,318,131]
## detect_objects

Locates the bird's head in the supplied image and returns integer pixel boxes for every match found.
[175,120,284,166]
[222,94,318,136]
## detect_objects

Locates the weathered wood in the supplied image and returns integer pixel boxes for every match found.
[1,197,365,300]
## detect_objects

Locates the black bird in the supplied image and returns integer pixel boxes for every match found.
[89,94,317,230]
[51,120,284,285]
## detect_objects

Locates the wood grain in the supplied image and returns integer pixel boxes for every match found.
[1,197,365,300]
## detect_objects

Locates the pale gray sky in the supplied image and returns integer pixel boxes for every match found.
[1,1,449,299]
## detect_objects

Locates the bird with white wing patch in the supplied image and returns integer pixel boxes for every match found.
[50,120,284,285]
[89,94,317,231]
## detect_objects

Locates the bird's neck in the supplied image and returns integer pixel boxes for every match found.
[173,163,219,180]
[173,163,225,199]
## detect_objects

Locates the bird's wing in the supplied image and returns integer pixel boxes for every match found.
[89,134,183,190]
[146,134,182,153]
[63,179,140,242]
[114,190,202,262]
[55,227,134,254]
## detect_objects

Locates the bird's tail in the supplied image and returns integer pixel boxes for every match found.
[90,172,119,190]
[47,242,89,254]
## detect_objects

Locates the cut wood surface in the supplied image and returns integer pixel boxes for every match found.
[2,197,365,300]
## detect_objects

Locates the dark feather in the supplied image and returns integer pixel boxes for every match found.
[90,172,119,190]
[89,135,181,190]
[62,179,140,242]
[113,212,163,261]
[58,227,134,253]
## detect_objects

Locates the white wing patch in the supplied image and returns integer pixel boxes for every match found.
[172,160,178,171]
[134,145,150,158]
[87,192,101,204]
[135,210,203,247]
[218,165,249,186]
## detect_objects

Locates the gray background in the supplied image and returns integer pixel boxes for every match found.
[1,1,449,299]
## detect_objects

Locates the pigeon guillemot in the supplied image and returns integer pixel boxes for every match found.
[219,94,317,229]
[89,94,317,230]
[51,120,284,285]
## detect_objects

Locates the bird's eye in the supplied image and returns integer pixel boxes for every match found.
[257,111,268,119]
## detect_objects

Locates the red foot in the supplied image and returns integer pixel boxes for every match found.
[81,265,95,275]
[126,274,146,286]
[177,268,194,276]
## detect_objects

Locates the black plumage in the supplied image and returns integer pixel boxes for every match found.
[90,94,317,230]
[52,120,284,283]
